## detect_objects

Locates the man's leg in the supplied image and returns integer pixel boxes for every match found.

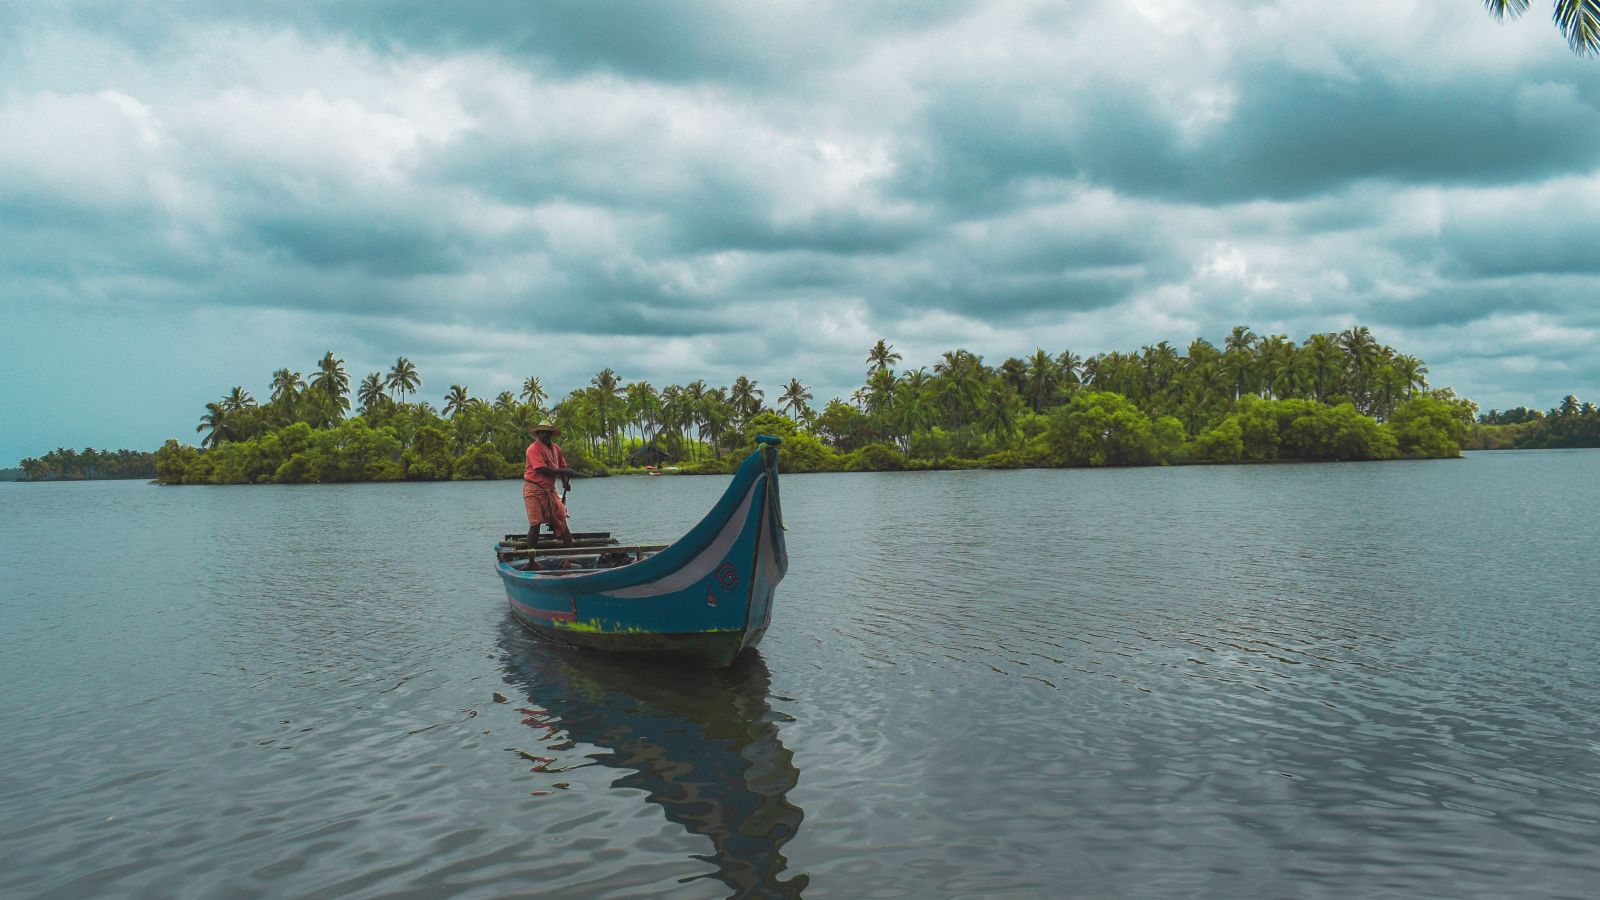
[522,481,544,546]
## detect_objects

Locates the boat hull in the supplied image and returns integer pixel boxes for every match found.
[507,615,751,667]
[497,440,786,668]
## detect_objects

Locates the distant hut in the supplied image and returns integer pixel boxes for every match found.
[628,443,676,469]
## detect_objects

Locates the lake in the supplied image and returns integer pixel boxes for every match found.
[2,450,1598,898]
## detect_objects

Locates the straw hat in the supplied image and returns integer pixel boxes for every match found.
[528,422,562,437]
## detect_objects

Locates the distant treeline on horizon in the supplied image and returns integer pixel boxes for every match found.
[16,328,1598,482]
[151,326,1486,485]
[13,448,156,482]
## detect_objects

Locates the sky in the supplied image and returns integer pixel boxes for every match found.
[2,1,1598,464]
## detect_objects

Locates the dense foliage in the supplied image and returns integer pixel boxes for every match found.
[153,328,1486,485]
[17,448,156,481]
[1469,395,1600,450]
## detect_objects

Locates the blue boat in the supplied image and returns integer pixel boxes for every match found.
[496,436,787,667]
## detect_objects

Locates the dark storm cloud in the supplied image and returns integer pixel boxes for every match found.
[1369,283,1571,330]
[1435,200,1600,278]
[916,67,1600,205]
[16,0,961,85]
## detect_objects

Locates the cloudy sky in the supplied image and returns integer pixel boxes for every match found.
[2,1,1597,463]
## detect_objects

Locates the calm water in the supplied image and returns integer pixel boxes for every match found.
[3,451,1599,898]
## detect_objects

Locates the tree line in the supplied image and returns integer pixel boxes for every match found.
[17,447,156,481]
[151,327,1483,485]
[1471,395,1600,450]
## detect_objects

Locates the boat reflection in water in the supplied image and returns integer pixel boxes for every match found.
[497,618,807,896]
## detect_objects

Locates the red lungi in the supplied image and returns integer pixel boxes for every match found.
[522,480,571,538]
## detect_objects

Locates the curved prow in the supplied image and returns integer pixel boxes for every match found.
[505,441,783,594]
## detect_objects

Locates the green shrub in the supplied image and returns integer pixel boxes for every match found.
[847,443,906,472]
[275,452,322,484]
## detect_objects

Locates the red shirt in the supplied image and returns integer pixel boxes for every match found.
[524,440,567,486]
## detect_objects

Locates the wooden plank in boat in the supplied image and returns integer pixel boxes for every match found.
[498,544,667,560]
[501,531,612,542]
[498,537,618,550]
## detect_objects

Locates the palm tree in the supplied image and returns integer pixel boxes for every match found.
[936,358,983,434]
[730,376,764,422]
[998,357,1028,396]
[1055,350,1083,390]
[358,373,388,412]
[196,402,230,448]
[854,368,890,425]
[977,382,1023,448]
[1024,348,1061,413]
[222,386,256,412]
[626,381,661,445]
[895,368,935,457]
[1303,333,1344,402]
[386,357,420,402]
[699,389,734,457]
[307,353,351,426]
[1222,326,1257,400]
[866,339,903,375]
[269,369,304,404]
[682,380,711,454]
[1483,1,1600,56]
[311,352,349,400]
[444,384,472,418]
[1394,355,1429,398]
[493,391,518,411]
[658,385,691,459]
[778,378,813,422]
[590,369,624,461]
[519,376,547,409]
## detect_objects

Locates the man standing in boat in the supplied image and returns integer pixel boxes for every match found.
[524,423,578,547]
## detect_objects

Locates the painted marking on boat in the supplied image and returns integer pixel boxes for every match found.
[706,589,718,607]
[715,562,741,588]
[508,593,578,622]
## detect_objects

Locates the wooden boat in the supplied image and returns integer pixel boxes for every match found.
[495,436,787,667]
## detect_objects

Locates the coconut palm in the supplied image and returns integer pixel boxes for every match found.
[867,339,902,375]
[998,357,1028,396]
[358,373,388,412]
[931,350,986,437]
[730,376,764,422]
[778,379,813,422]
[977,382,1023,448]
[270,369,304,404]
[625,381,661,444]
[311,352,350,406]
[1303,333,1344,402]
[895,368,936,456]
[681,380,711,452]
[658,385,692,459]
[196,402,230,448]
[590,369,625,461]
[1483,1,1600,56]
[1394,355,1429,398]
[386,357,420,402]
[444,384,473,419]
[1055,350,1083,388]
[520,376,547,409]
[222,386,256,412]
[699,388,734,457]
[1023,349,1061,413]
